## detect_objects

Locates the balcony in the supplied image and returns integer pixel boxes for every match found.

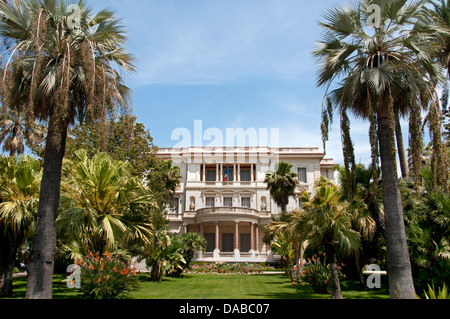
[185,207,270,223]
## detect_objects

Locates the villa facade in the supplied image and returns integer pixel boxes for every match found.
[157,147,334,263]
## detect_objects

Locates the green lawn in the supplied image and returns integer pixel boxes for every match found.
[130,274,389,299]
[6,273,389,299]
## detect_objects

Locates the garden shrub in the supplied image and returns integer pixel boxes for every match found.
[297,254,343,294]
[75,251,139,299]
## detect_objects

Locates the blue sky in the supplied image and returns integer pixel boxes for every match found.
[87,0,393,166]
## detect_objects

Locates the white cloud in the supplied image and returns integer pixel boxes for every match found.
[97,0,324,87]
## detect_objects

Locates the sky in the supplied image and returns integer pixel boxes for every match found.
[85,0,405,166]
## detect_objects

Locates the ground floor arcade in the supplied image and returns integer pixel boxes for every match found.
[184,221,277,263]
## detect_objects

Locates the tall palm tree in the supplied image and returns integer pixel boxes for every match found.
[0,0,135,298]
[57,150,156,260]
[313,0,446,299]
[299,178,361,299]
[264,161,299,213]
[425,0,450,76]
[0,156,41,297]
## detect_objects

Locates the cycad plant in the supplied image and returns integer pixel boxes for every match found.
[0,0,135,298]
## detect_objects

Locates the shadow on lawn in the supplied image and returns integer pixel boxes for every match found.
[8,275,81,299]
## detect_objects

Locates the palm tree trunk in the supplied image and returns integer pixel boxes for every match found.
[394,110,409,179]
[367,200,386,238]
[0,234,18,297]
[328,245,343,299]
[25,115,68,299]
[377,111,416,299]
[355,251,366,290]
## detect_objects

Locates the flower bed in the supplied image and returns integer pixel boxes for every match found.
[184,262,279,275]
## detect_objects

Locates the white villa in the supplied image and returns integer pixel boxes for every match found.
[157,146,334,263]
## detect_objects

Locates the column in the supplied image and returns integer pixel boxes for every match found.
[234,221,240,259]
[213,221,220,259]
[251,164,254,182]
[250,222,254,251]
[250,222,256,258]
[255,223,259,253]
[216,163,219,181]
[237,164,241,182]
[202,164,206,182]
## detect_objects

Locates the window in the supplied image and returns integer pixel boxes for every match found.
[241,169,251,182]
[298,168,307,183]
[206,169,216,182]
[223,197,233,207]
[172,197,179,214]
[241,234,251,252]
[204,234,215,252]
[224,168,234,182]
[241,197,251,208]
[222,234,234,252]
[206,197,215,207]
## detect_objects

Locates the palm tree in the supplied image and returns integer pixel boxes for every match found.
[401,178,450,292]
[0,156,41,297]
[0,0,135,298]
[313,0,446,299]
[425,0,450,76]
[0,108,45,157]
[299,178,361,299]
[0,110,24,156]
[337,163,385,237]
[264,161,299,213]
[264,211,309,281]
[57,150,156,260]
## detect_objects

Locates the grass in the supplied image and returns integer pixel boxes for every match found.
[130,274,389,299]
[5,273,389,300]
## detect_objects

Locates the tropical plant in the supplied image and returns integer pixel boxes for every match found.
[0,0,135,298]
[423,283,449,299]
[264,161,299,213]
[145,229,180,282]
[297,254,344,294]
[0,109,25,156]
[336,163,384,288]
[269,232,296,281]
[57,150,156,261]
[402,178,450,292]
[0,155,41,297]
[313,0,448,298]
[264,211,309,281]
[424,0,450,76]
[75,251,139,299]
[166,233,207,278]
[298,178,361,299]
